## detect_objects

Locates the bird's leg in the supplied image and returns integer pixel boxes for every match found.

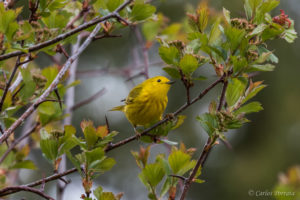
[134,126,141,139]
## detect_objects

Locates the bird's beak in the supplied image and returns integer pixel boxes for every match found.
[166,80,175,85]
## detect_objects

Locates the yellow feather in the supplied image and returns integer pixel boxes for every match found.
[110,76,174,128]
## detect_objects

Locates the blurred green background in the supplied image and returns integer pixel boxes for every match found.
[13,0,300,199]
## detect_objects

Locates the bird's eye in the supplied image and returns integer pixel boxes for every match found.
[157,79,161,82]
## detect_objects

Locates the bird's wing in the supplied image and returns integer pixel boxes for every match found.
[125,84,143,104]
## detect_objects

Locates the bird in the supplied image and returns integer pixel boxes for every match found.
[110,76,175,136]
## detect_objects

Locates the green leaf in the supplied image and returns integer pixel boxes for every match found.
[160,177,172,197]
[20,81,36,101]
[81,120,98,149]
[163,67,181,79]
[42,10,72,29]
[85,147,105,166]
[225,26,246,52]
[179,54,199,75]
[249,0,262,11]
[247,64,275,72]
[261,23,284,41]
[38,101,56,115]
[20,67,33,83]
[159,46,180,65]
[107,0,124,12]
[99,192,116,200]
[131,3,156,21]
[242,84,266,104]
[93,186,103,200]
[58,137,78,156]
[0,4,19,41]
[244,0,253,19]
[172,115,186,130]
[140,163,165,187]
[196,113,219,136]
[226,78,247,107]
[42,66,59,89]
[208,18,221,45]
[11,160,37,170]
[231,56,248,73]
[168,150,191,175]
[235,101,263,114]
[40,139,59,161]
[3,117,16,128]
[223,7,231,24]
[258,47,278,63]
[66,151,84,177]
[282,28,298,43]
[92,157,116,173]
[248,24,268,36]
[197,6,208,32]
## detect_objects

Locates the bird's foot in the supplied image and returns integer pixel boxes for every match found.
[134,127,142,139]
[164,113,175,120]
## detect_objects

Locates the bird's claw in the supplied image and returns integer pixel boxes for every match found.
[164,113,175,120]
[134,128,142,139]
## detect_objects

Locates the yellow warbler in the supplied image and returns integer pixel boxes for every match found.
[110,76,174,135]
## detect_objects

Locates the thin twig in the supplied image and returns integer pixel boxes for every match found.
[71,88,106,111]
[93,34,122,41]
[0,0,134,62]
[179,136,217,200]
[0,0,133,144]
[0,123,39,164]
[169,174,187,181]
[0,168,77,197]
[0,56,21,112]
[179,76,228,200]
[0,186,54,200]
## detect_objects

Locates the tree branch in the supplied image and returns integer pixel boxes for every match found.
[71,88,106,111]
[0,0,134,62]
[179,76,228,200]
[0,0,133,144]
[0,186,54,200]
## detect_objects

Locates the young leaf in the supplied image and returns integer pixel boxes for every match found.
[131,3,156,21]
[11,160,37,170]
[40,139,59,161]
[163,67,181,79]
[140,163,165,187]
[226,78,247,107]
[168,150,191,175]
[247,64,275,72]
[179,54,199,75]
[242,84,266,104]
[235,101,263,114]
[196,113,219,136]
[223,7,231,24]
[159,46,180,66]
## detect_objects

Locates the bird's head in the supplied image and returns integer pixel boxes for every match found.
[143,76,175,95]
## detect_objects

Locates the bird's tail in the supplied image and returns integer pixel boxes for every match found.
[110,105,125,111]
